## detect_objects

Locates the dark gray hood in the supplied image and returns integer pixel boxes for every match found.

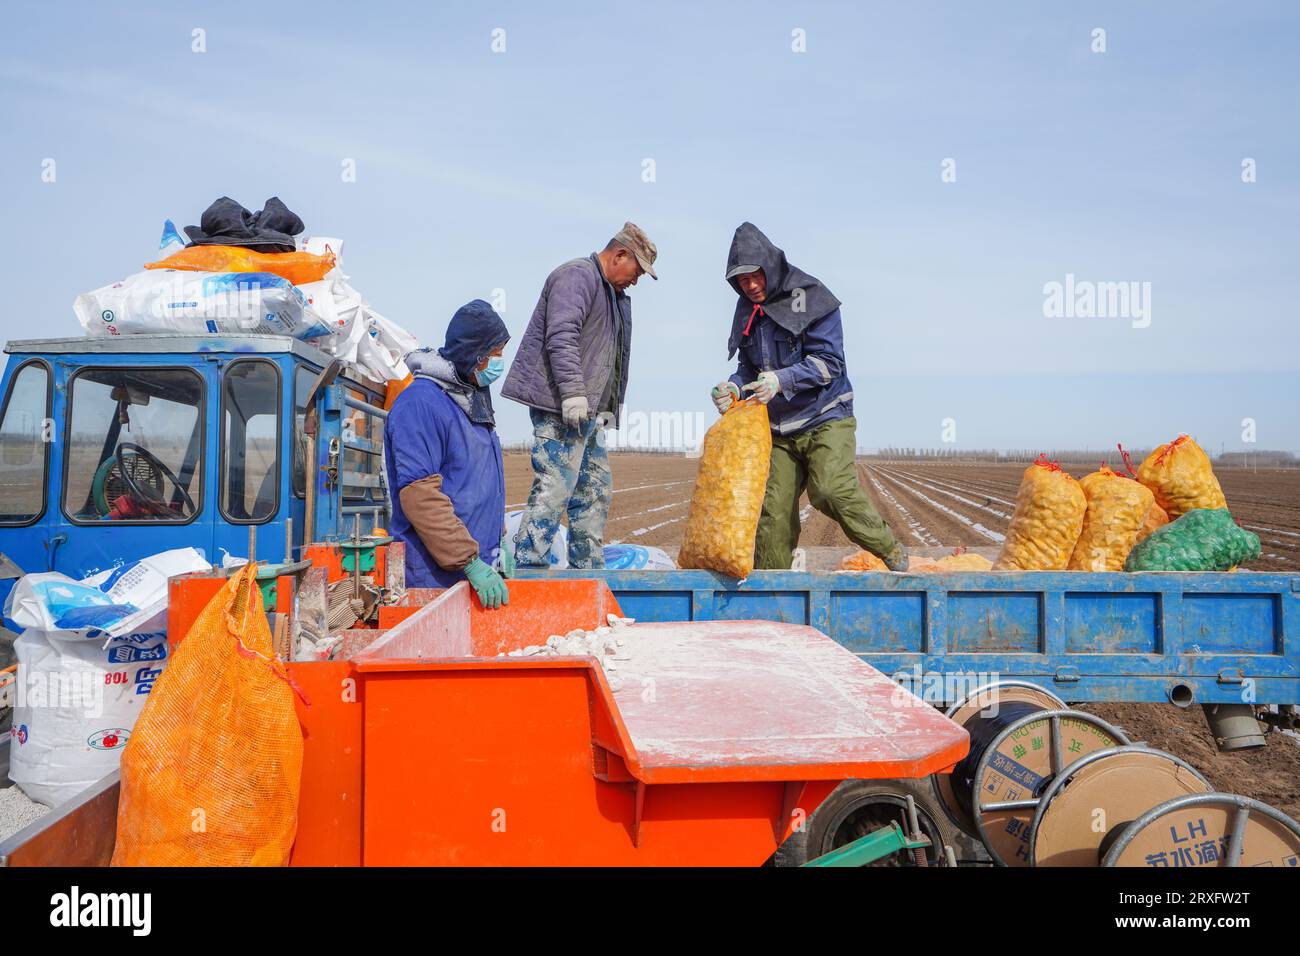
[725,222,841,358]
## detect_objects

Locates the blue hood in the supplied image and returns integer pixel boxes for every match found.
[427,299,509,426]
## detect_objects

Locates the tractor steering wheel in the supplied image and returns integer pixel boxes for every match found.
[115,442,197,519]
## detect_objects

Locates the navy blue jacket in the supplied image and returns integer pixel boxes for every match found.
[728,307,854,436]
[723,224,853,436]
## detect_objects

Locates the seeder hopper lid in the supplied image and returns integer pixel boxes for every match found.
[604,620,969,783]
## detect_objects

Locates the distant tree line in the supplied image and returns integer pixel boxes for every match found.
[860,447,1299,467]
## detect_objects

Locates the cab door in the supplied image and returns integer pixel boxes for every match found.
[0,358,56,583]
[211,357,286,564]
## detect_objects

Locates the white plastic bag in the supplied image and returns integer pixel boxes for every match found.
[298,276,363,335]
[5,548,211,636]
[506,509,569,568]
[8,626,169,806]
[502,512,675,570]
[4,548,211,806]
[298,277,366,358]
[74,270,333,340]
[356,311,415,381]
[298,279,417,382]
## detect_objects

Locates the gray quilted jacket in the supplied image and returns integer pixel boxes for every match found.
[501,254,631,425]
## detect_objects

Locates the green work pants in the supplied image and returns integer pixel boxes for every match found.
[754,417,901,570]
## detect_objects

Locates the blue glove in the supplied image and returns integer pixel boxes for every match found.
[464,557,509,609]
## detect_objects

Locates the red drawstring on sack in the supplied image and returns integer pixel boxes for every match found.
[1117,442,1139,478]
[742,304,763,337]
[1154,434,1189,466]
[227,565,313,708]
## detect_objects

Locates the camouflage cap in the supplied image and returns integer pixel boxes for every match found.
[612,221,658,279]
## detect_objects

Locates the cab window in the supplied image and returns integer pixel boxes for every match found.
[343,389,383,502]
[221,360,280,523]
[0,361,51,525]
[63,368,203,523]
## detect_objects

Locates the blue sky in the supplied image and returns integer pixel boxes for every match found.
[1,1,1296,452]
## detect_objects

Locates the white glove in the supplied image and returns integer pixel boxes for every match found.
[742,371,782,405]
[561,395,590,428]
[710,382,740,414]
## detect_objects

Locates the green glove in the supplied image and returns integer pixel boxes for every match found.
[742,370,781,405]
[499,533,516,578]
[464,557,509,609]
[711,381,740,414]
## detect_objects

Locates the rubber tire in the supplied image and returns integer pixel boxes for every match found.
[773,777,989,867]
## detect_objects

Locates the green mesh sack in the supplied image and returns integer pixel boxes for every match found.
[1123,508,1260,572]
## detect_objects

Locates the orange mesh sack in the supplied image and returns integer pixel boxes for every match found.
[993,456,1087,571]
[1136,435,1226,519]
[905,551,993,572]
[145,246,336,285]
[679,399,772,578]
[839,550,890,571]
[1067,465,1156,571]
[1135,500,1169,545]
[905,556,943,572]
[111,564,304,866]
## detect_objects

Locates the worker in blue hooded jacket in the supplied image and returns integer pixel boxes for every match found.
[385,300,512,607]
[710,223,905,571]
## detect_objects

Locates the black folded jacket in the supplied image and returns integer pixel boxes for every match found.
[184,196,304,253]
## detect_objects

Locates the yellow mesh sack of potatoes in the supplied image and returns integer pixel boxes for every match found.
[678,398,772,578]
[1067,465,1155,571]
[935,551,993,571]
[1136,435,1226,519]
[993,455,1087,571]
[906,551,993,572]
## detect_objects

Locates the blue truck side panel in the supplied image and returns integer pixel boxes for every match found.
[517,568,1300,705]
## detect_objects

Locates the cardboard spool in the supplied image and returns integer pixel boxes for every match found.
[934,680,1066,838]
[952,707,1129,866]
[1101,793,1300,868]
[1029,746,1211,867]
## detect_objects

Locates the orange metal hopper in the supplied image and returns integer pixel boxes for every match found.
[352,579,967,866]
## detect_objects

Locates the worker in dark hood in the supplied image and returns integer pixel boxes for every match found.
[711,223,906,571]
[385,299,512,606]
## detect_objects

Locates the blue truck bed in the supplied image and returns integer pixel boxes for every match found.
[518,568,1300,705]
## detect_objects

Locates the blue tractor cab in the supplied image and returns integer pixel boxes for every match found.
[0,334,390,601]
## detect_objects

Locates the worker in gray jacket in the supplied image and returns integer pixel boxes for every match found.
[501,222,658,568]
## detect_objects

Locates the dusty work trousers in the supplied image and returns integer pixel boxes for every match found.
[754,416,900,570]
[514,409,613,569]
